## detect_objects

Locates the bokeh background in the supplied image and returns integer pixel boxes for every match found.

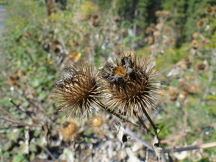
[0,0,216,161]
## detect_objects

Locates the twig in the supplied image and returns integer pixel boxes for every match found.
[124,127,153,150]
[161,123,216,144]
[140,105,158,138]
[133,110,154,137]
[161,132,188,144]
[10,99,27,114]
[140,104,166,161]
[164,142,216,153]
[124,127,216,155]
[37,144,57,161]
[0,116,40,127]
[97,101,140,127]
[0,106,14,117]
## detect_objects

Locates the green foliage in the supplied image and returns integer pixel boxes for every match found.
[12,154,28,162]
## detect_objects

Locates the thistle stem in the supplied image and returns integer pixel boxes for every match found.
[133,110,154,137]
[141,106,158,138]
[140,106,166,161]
[96,101,139,127]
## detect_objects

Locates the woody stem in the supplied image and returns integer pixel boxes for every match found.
[96,101,139,127]
[140,106,159,140]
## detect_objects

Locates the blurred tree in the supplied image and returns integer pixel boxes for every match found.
[45,0,67,16]
[114,0,216,46]
[45,0,56,16]
[163,0,216,46]
[56,0,67,10]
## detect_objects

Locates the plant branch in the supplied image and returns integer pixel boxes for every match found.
[0,116,40,127]
[97,101,140,127]
[140,105,158,137]
[164,142,216,153]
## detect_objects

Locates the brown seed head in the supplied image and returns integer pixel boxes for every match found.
[113,16,121,23]
[192,40,199,49]
[179,79,200,95]
[205,7,213,14]
[90,115,105,127]
[184,56,193,68]
[168,86,179,101]
[55,64,103,117]
[196,20,205,28]
[196,61,208,72]
[212,7,216,14]
[61,120,78,140]
[193,32,200,39]
[146,26,155,33]
[101,52,158,118]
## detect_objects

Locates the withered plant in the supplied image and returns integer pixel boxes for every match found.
[54,53,164,159]
[55,64,103,117]
[101,52,159,135]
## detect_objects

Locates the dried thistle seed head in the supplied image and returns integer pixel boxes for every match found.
[89,114,105,127]
[61,120,79,141]
[168,86,179,101]
[61,120,78,136]
[196,61,208,72]
[101,52,158,118]
[55,64,103,118]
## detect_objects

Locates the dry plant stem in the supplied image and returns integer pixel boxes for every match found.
[140,106,166,161]
[134,110,155,137]
[10,99,27,115]
[37,144,57,161]
[164,142,216,153]
[161,132,188,144]
[0,106,13,117]
[24,95,53,123]
[124,127,153,150]
[124,128,216,154]
[96,101,140,127]
[0,106,39,127]
[0,116,40,127]
[140,106,159,139]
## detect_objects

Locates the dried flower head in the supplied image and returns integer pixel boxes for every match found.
[205,7,213,14]
[101,52,158,119]
[179,79,201,95]
[192,40,199,49]
[212,7,216,14]
[89,114,105,127]
[193,32,200,39]
[146,26,155,33]
[55,64,103,117]
[196,20,205,28]
[145,37,154,44]
[113,16,121,23]
[184,56,193,68]
[196,61,208,72]
[61,120,78,140]
[168,86,179,101]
